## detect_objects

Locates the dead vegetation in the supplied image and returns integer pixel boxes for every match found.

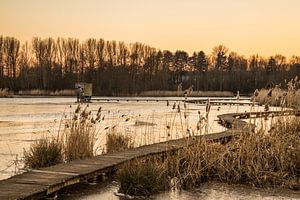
[0,89,75,97]
[254,77,300,108]
[18,89,75,96]
[24,104,103,168]
[62,104,101,161]
[106,128,134,153]
[118,161,169,196]
[117,117,300,196]
[24,138,63,169]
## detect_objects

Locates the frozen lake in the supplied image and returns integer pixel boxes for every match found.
[0,97,298,199]
[0,97,247,178]
[0,97,276,180]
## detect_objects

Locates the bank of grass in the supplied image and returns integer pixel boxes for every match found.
[18,89,75,96]
[117,117,300,196]
[0,89,75,97]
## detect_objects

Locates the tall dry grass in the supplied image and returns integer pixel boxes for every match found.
[62,104,102,161]
[106,128,134,153]
[117,116,300,196]
[118,161,169,196]
[24,104,104,168]
[254,77,300,108]
[18,89,75,96]
[24,137,63,169]
[1,89,75,97]
[167,118,300,189]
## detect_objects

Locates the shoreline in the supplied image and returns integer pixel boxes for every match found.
[0,89,245,98]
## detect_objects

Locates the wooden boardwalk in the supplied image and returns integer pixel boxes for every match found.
[0,131,238,200]
[90,97,253,106]
[0,109,298,200]
[217,110,298,130]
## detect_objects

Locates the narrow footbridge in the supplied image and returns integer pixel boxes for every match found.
[91,97,253,105]
[0,109,298,200]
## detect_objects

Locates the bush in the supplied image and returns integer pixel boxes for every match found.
[118,160,168,196]
[24,138,63,169]
[106,129,133,153]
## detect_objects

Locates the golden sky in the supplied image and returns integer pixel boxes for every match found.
[1,0,300,57]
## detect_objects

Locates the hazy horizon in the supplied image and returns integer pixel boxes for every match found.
[1,0,300,57]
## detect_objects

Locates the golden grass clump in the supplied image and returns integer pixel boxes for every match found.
[63,104,102,162]
[106,128,134,153]
[24,138,63,169]
[118,160,169,196]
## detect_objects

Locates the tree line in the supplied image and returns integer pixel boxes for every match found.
[0,35,299,95]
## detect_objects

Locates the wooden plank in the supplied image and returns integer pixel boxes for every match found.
[0,182,46,200]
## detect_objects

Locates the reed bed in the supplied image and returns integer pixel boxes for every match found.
[254,77,300,107]
[0,89,75,96]
[117,116,300,196]
[18,89,75,96]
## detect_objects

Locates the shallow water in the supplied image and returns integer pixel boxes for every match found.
[59,180,300,200]
[0,97,275,180]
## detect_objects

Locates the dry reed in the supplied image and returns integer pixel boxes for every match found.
[18,89,75,96]
[106,128,134,153]
[24,104,103,168]
[254,77,300,108]
[118,160,169,196]
[62,104,102,161]
[117,117,300,196]
[24,137,63,169]
[169,118,300,189]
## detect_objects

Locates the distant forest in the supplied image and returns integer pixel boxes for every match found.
[0,36,299,95]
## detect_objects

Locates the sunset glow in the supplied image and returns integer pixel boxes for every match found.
[1,0,300,56]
